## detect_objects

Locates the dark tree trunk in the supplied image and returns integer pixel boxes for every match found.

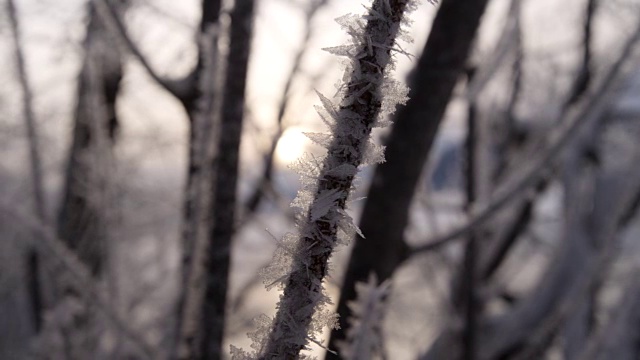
[327,0,491,356]
[460,68,479,360]
[179,0,223,283]
[173,1,255,358]
[201,0,255,358]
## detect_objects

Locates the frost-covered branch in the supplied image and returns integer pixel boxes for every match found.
[231,1,420,358]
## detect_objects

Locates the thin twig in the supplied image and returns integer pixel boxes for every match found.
[242,0,329,223]
[8,0,47,223]
[93,0,187,98]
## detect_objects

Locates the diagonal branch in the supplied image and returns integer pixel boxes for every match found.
[0,201,157,360]
[410,22,640,256]
[93,0,191,99]
[511,156,640,360]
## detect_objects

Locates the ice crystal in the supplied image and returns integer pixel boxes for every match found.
[337,274,391,360]
[303,132,334,149]
[310,188,345,221]
[259,232,301,290]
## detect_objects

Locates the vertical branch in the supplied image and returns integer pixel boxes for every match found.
[7,0,47,333]
[495,0,524,181]
[567,0,597,106]
[244,0,328,220]
[203,0,256,358]
[179,0,223,286]
[7,0,47,223]
[174,1,256,359]
[562,2,599,357]
[173,24,223,360]
[173,1,223,356]
[461,67,478,360]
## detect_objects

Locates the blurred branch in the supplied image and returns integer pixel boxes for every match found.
[201,0,255,357]
[242,0,329,222]
[460,67,479,360]
[421,136,640,360]
[136,0,193,28]
[581,275,640,360]
[410,21,640,256]
[8,0,47,224]
[566,0,597,106]
[562,1,599,357]
[512,160,640,360]
[466,0,523,102]
[93,0,191,99]
[7,0,47,333]
[0,202,157,360]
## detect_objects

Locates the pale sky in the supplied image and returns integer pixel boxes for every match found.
[2,0,632,194]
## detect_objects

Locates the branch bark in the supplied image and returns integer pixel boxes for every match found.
[202,0,255,358]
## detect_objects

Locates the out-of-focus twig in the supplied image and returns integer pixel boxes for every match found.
[8,0,48,334]
[0,201,157,360]
[93,0,190,99]
[242,0,329,223]
[410,21,640,255]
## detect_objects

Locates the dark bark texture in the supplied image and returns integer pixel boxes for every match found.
[327,0,491,355]
[202,0,255,358]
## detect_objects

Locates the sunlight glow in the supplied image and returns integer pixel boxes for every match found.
[275,127,308,165]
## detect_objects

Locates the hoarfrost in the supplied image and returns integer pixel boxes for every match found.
[259,233,300,290]
[337,274,391,360]
[362,141,386,165]
[322,45,360,57]
[303,132,334,149]
[309,188,344,221]
[379,77,409,118]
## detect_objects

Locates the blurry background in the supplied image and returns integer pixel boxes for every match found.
[2,0,640,359]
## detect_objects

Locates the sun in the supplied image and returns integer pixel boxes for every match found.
[275,127,309,165]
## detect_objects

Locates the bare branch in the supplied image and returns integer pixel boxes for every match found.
[93,0,190,98]
[581,276,640,360]
[242,0,329,222]
[410,23,640,256]
[512,159,640,360]
[466,0,523,102]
